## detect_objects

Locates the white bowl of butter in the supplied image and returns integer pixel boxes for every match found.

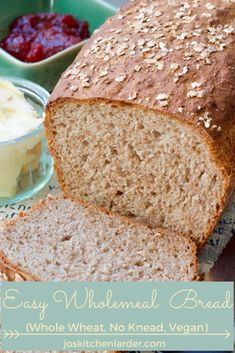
[0,76,53,204]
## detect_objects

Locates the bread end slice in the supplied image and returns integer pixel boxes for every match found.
[0,196,198,282]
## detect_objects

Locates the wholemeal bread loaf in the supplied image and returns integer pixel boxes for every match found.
[45,0,235,247]
[0,196,198,281]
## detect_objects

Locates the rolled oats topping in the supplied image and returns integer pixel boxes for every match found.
[56,0,234,136]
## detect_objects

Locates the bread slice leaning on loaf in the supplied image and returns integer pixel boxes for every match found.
[0,196,198,281]
[45,0,235,247]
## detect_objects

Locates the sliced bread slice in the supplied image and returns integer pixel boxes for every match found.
[0,270,24,281]
[0,196,198,281]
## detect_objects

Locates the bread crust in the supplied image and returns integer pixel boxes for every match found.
[0,263,25,281]
[0,195,199,281]
[45,0,235,248]
[47,0,235,154]
[46,98,234,249]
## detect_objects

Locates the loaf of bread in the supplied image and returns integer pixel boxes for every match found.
[0,196,198,281]
[46,0,235,247]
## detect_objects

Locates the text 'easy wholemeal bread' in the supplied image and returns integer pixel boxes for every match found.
[45,0,235,247]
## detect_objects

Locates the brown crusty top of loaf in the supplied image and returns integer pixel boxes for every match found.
[48,0,235,164]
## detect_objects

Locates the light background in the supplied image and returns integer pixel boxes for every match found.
[109,0,127,7]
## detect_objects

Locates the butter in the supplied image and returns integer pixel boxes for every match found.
[0,79,42,142]
[0,79,43,198]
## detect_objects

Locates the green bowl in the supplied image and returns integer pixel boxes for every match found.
[0,0,117,91]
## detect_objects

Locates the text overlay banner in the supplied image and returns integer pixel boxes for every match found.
[1,282,234,351]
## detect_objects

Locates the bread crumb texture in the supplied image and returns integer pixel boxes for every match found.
[0,197,198,281]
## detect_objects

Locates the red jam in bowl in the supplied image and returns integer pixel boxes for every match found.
[0,13,89,63]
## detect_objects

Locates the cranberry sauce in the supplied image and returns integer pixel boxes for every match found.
[0,13,89,62]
